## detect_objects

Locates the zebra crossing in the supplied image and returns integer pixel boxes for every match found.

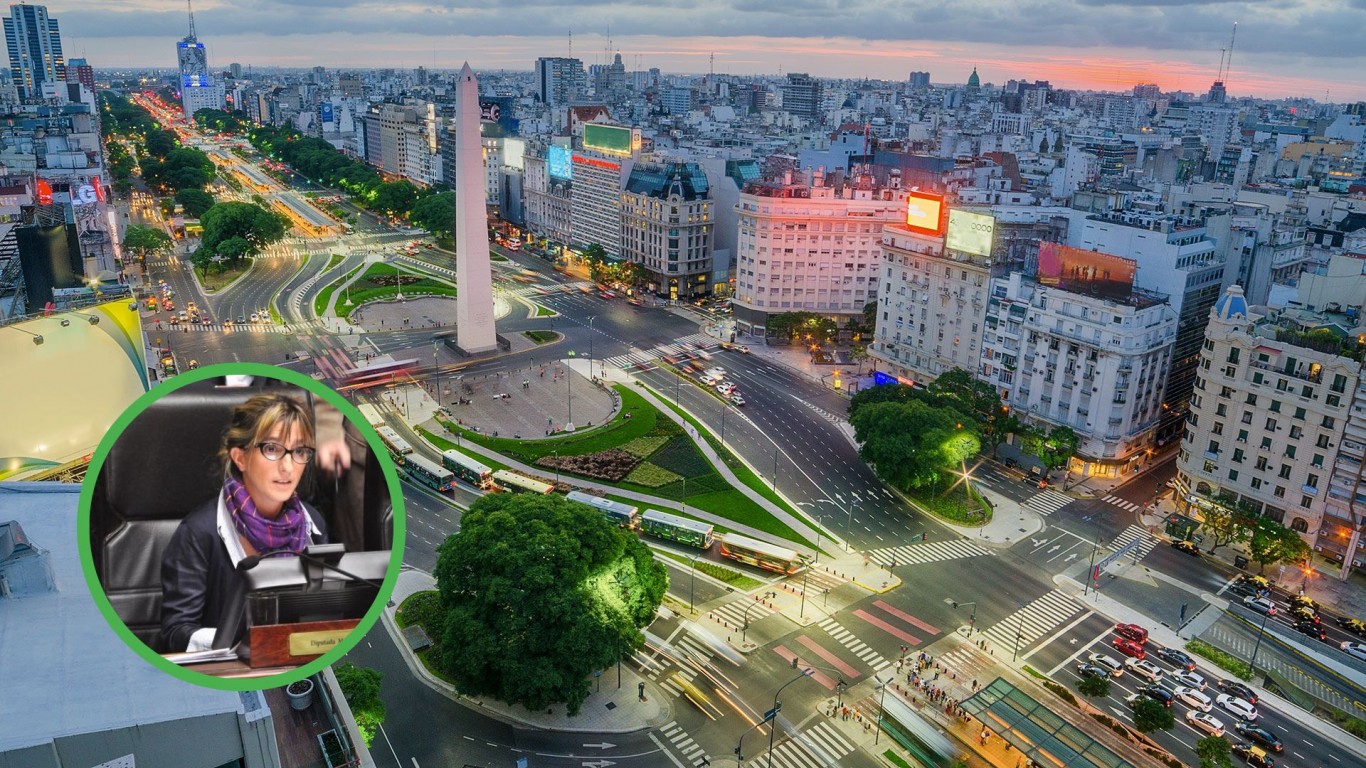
[980,589,1086,654]
[708,595,777,631]
[652,634,714,697]
[866,538,995,568]
[763,721,858,768]
[157,322,299,334]
[603,347,658,370]
[1103,494,1145,513]
[603,333,721,370]
[816,618,893,672]
[1106,525,1160,560]
[1023,489,1072,516]
[657,721,711,767]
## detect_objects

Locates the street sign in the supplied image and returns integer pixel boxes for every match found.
[764,703,782,721]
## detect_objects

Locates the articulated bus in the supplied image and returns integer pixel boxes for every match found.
[492,469,555,495]
[403,453,456,492]
[442,448,494,489]
[356,403,385,429]
[640,509,714,550]
[339,358,420,390]
[375,426,413,459]
[718,533,806,575]
[565,490,639,528]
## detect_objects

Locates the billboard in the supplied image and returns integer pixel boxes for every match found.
[1038,242,1137,302]
[320,102,335,123]
[582,123,635,155]
[946,209,995,257]
[904,191,946,236]
[547,145,572,181]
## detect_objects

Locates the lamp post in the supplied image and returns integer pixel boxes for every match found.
[766,667,815,768]
[588,315,597,379]
[952,600,978,636]
[687,552,702,614]
[1012,602,1027,661]
[874,675,892,745]
[1248,609,1272,677]
[742,592,776,643]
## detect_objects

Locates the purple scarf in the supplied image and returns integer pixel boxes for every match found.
[224,476,310,557]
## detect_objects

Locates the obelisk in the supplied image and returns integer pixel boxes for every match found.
[453,62,498,353]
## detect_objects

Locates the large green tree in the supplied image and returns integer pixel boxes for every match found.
[175,188,216,218]
[1021,425,1080,471]
[849,383,923,417]
[925,368,1015,456]
[1132,697,1175,733]
[371,180,419,216]
[1200,493,1257,555]
[334,662,385,747]
[1248,518,1311,572]
[409,191,456,238]
[433,493,667,715]
[142,128,178,159]
[1078,675,1110,697]
[121,225,173,262]
[199,201,287,263]
[142,147,217,193]
[850,399,978,490]
[1196,735,1234,768]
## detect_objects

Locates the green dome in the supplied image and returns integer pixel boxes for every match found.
[967,67,980,88]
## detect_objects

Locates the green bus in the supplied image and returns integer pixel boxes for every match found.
[641,509,714,549]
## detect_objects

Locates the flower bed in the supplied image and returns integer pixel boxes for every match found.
[620,436,670,458]
[625,463,682,487]
[534,448,640,482]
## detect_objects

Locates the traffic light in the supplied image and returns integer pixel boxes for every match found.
[790,656,799,669]
[921,532,929,541]
[951,601,959,609]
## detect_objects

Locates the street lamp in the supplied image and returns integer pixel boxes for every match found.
[588,315,597,379]
[1012,601,1028,661]
[742,592,776,643]
[874,674,892,745]
[952,600,978,636]
[1248,608,1272,677]
[765,667,815,768]
[687,552,702,614]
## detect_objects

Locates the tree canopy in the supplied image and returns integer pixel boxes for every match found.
[925,368,1016,454]
[1132,697,1175,733]
[193,108,250,134]
[1199,493,1257,555]
[141,146,216,193]
[1196,735,1234,768]
[334,662,385,747]
[121,225,173,261]
[1020,425,1080,471]
[850,399,978,490]
[371,180,419,216]
[1078,674,1110,698]
[409,191,455,238]
[197,201,287,263]
[1248,517,1311,571]
[175,188,216,218]
[432,493,667,715]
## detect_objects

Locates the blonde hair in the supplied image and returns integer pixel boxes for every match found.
[220,393,316,480]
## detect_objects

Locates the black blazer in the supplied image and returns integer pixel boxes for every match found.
[160,497,328,653]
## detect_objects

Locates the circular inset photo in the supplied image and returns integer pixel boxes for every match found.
[78,363,405,690]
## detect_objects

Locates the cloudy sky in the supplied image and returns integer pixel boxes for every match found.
[53,0,1366,101]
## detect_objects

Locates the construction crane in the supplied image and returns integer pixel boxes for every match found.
[1217,22,1238,82]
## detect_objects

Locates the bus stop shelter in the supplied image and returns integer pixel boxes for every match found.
[960,678,1139,768]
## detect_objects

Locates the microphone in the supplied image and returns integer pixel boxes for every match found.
[237,546,385,590]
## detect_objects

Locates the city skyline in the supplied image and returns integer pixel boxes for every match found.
[45,1,1366,102]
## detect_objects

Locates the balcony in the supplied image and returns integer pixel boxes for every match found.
[1204,450,1220,460]
[1301,484,1319,496]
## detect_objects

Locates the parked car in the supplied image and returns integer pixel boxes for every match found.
[1237,575,1272,593]
[1216,693,1259,721]
[1233,722,1283,752]
[1156,647,1197,671]
[1293,620,1327,641]
[1341,641,1366,662]
[1112,637,1147,660]
[1137,685,1174,707]
[1216,680,1259,705]
[1337,617,1366,637]
[1243,595,1276,615]
[1174,685,1213,712]
[1172,668,1207,690]
[1114,623,1149,643]
[1086,653,1124,677]
[1186,710,1225,736]
[1231,743,1275,768]
[1125,658,1164,683]
[1172,540,1201,556]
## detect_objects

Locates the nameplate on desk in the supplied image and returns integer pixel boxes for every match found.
[288,629,349,657]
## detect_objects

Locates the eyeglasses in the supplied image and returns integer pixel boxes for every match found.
[255,442,316,464]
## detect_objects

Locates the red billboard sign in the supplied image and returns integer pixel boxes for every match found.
[1038,242,1137,302]
[904,191,945,236]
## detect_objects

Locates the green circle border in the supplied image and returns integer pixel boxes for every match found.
[77,361,407,691]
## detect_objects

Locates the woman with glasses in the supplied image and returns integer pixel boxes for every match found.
[161,393,329,653]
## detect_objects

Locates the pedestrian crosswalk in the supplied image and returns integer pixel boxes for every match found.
[155,322,300,334]
[980,589,1086,654]
[1102,494,1145,513]
[708,595,777,632]
[817,618,893,672]
[763,721,857,768]
[653,634,714,697]
[1023,489,1072,516]
[867,538,995,568]
[603,347,658,370]
[604,333,722,370]
[1106,525,1159,560]
[657,721,712,767]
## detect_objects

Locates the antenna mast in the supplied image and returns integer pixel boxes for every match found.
[567,29,572,59]
[1224,22,1237,85]
[186,0,196,40]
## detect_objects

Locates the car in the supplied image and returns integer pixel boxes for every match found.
[1288,595,1319,613]
[1233,721,1283,752]
[1288,606,1319,625]
[729,394,746,407]
[1174,685,1213,712]
[700,375,718,386]
[1114,623,1149,643]
[1237,574,1272,592]
[1171,668,1206,690]
[1112,637,1146,659]
[238,314,246,323]
[1293,620,1327,641]
[1216,680,1259,705]
[1341,641,1366,662]
[1137,685,1174,707]
[1337,617,1366,637]
[1185,709,1225,736]
[1125,658,1164,682]
[1243,596,1276,615]
[1075,663,1109,679]
[1231,743,1275,768]
[705,367,727,378]
[223,319,233,327]
[736,345,750,354]
[1156,647,1197,671]
[1086,653,1124,677]
[1172,540,1201,556]
[1216,693,1259,721]
[187,359,200,370]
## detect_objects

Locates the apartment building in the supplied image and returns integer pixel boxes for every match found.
[621,160,714,299]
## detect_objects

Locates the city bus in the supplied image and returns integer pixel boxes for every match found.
[375,425,413,459]
[640,509,714,550]
[718,533,806,575]
[339,358,420,390]
[492,469,554,495]
[442,448,494,489]
[403,453,455,492]
[566,490,639,529]
[356,403,385,429]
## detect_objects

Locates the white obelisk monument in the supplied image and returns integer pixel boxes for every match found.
[453,62,498,353]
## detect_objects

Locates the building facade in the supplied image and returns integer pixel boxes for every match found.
[621,161,713,300]
[4,3,62,101]
[569,149,632,259]
[535,57,584,106]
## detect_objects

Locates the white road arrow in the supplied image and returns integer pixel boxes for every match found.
[582,743,617,750]
[1065,553,1079,562]
[1032,538,1048,547]
[1047,545,1061,554]
[582,761,617,768]
[1070,637,1078,644]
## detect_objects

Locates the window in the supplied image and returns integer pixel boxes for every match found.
[1322,416,1336,429]
[1260,437,1273,450]
[1301,495,1313,508]
[1278,464,1292,479]
[1317,434,1331,448]
[1307,473,1319,489]
[1328,394,1342,407]
[1203,460,1217,473]
[1265,417,1277,431]
[1241,412,1253,424]
[1251,477,1264,489]
[1245,394,1257,406]
[1233,448,1245,463]
[1290,426,1303,439]
[1212,422,1224,435]
[1312,453,1325,469]
[1274,486,1285,498]
[1237,429,1248,443]
[1217,404,1228,417]
[1224,366,1237,377]
[1285,445,1296,459]
[1220,386,1234,398]
[1208,440,1221,455]
[1228,469,1239,482]
[1294,407,1306,420]
[1255,457,1269,471]
[1227,348,1240,364]
[1269,400,1281,413]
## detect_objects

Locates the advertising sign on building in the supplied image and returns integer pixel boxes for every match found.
[320,103,334,123]
[904,191,946,236]
[547,145,572,181]
[946,209,995,257]
[582,124,636,156]
[1038,242,1137,302]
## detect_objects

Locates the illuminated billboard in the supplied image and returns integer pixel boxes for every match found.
[582,124,635,156]
[1038,242,1137,302]
[947,209,995,257]
[904,191,945,236]
[547,145,572,181]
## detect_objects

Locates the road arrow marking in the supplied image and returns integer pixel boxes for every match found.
[583,743,617,750]
[582,761,617,767]
[1047,545,1061,554]
[1065,554,1079,562]
[1032,538,1048,547]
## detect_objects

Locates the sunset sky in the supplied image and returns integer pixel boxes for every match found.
[52,0,1366,102]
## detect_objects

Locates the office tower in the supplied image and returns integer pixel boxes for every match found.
[452,63,497,353]
[781,72,821,122]
[908,71,931,90]
[534,56,584,106]
[176,1,223,116]
[4,3,63,100]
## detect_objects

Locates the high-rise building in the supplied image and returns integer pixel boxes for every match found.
[3,3,63,101]
[908,71,931,90]
[534,56,584,106]
[175,1,223,116]
[781,72,821,123]
[621,161,714,300]
[64,55,92,92]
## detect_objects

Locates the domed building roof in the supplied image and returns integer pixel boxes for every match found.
[967,67,980,89]
[1213,285,1248,321]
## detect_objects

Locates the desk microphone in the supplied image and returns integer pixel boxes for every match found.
[237,547,385,590]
